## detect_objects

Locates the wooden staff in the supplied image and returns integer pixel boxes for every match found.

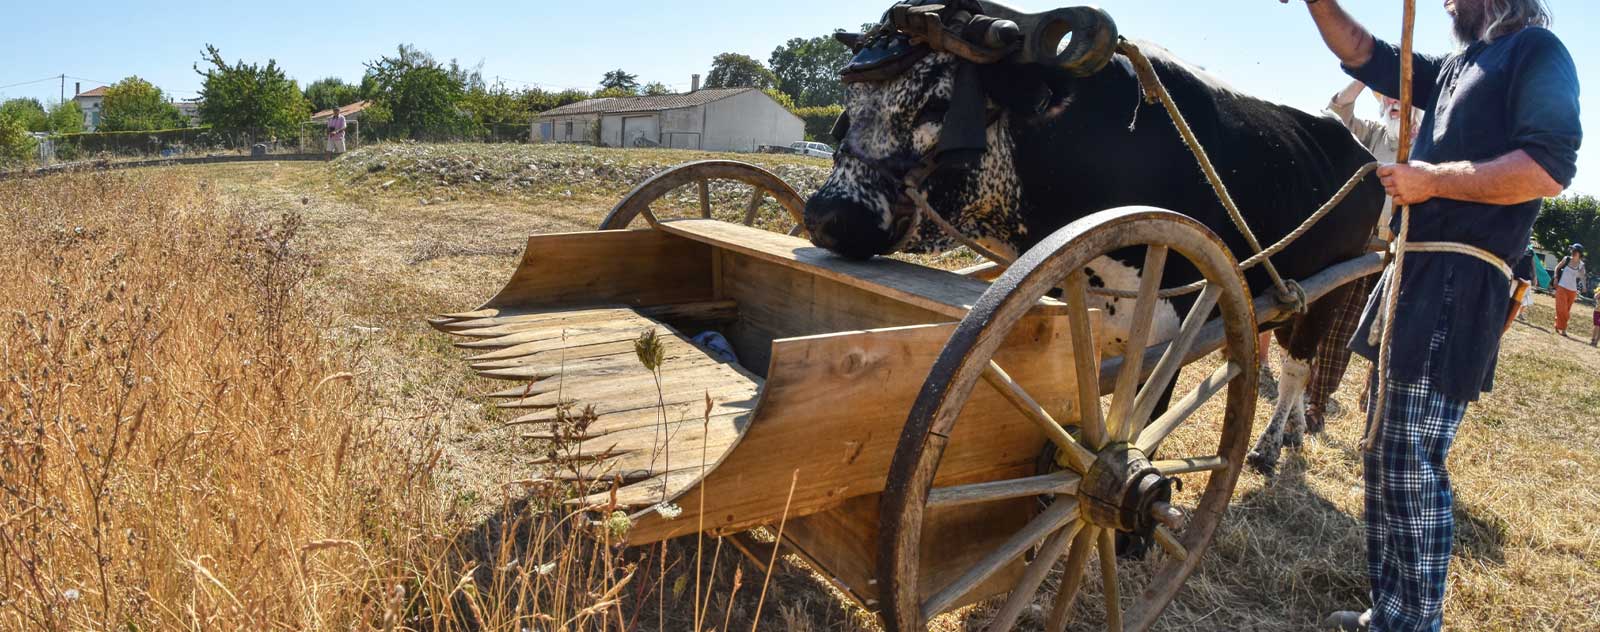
[1363,0,1418,452]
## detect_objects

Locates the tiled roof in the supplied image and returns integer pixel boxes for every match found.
[539,88,753,117]
[311,100,373,120]
[75,86,109,98]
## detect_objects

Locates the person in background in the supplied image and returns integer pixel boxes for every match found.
[1304,80,1419,433]
[1552,243,1585,336]
[1513,246,1537,323]
[326,106,348,159]
[1291,0,1580,629]
[1591,300,1600,346]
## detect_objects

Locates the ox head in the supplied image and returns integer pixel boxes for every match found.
[804,0,1118,259]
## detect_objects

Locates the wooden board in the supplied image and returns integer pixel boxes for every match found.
[781,488,1036,611]
[716,248,960,376]
[603,312,1087,544]
[478,228,715,310]
[656,219,1065,319]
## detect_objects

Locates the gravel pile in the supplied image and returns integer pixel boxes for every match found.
[331,143,833,204]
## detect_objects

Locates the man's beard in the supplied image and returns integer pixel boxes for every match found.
[1452,0,1488,44]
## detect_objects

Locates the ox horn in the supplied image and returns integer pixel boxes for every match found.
[834,31,866,52]
[977,2,1119,76]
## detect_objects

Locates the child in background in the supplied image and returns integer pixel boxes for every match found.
[1591,307,1599,347]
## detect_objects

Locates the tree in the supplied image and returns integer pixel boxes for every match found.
[195,45,310,139]
[99,76,186,131]
[599,69,639,94]
[1532,194,1600,261]
[363,44,469,139]
[592,87,638,99]
[769,33,854,107]
[47,100,84,134]
[0,98,49,132]
[642,82,673,96]
[762,88,796,111]
[461,83,531,137]
[304,77,360,112]
[518,88,588,113]
[705,53,777,90]
[0,112,36,167]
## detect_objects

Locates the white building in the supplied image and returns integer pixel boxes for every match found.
[537,87,803,152]
[71,85,200,130]
[73,86,107,131]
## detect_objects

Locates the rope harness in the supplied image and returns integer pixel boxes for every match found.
[900,38,1380,313]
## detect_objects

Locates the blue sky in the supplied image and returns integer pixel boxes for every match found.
[2,0,1593,192]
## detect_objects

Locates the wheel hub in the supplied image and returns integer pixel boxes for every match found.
[1077,444,1177,536]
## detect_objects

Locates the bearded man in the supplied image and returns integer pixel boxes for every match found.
[1285,0,1581,630]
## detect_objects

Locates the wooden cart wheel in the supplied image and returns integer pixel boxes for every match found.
[879,207,1259,631]
[597,160,808,235]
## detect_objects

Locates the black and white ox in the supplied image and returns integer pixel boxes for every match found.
[805,1,1385,477]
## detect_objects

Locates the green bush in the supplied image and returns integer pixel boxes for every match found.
[792,105,844,145]
[0,113,37,167]
[53,126,216,157]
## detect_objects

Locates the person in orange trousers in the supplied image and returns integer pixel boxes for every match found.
[1552,243,1586,336]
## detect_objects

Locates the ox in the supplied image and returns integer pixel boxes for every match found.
[804,1,1386,477]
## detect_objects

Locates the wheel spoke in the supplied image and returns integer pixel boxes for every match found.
[927,471,1079,510]
[921,498,1080,621]
[1109,246,1168,443]
[1045,526,1098,632]
[983,361,1096,473]
[1061,272,1106,449]
[986,521,1084,631]
[1152,525,1188,562]
[1129,283,1220,435]
[1098,529,1124,632]
[741,187,766,226]
[1135,361,1242,454]
[697,179,711,219]
[1152,455,1229,476]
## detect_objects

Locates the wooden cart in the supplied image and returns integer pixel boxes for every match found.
[430,162,1380,631]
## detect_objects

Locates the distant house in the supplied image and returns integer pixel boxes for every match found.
[537,87,803,152]
[71,85,202,130]
[172,100,202,127]
[73,86,108,131]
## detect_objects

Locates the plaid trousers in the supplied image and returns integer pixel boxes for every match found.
[1306,273,1378,430]
[1363,284,1468,632]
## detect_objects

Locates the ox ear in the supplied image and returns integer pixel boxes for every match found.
[834,31,866,53]
[979,64,1052,116]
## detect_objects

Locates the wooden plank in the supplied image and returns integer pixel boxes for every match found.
[656,219,1066,319]
[479,228,715,310]
[777,486,1039,610]
[610,314,1084,545]
[716,248,958,377]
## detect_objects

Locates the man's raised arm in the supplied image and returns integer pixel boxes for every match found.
[1284,0,1375,67]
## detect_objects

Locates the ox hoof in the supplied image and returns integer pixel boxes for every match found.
[1114,531,1152,561]
[1246,450,1278,477]
[1283,432,1304,451]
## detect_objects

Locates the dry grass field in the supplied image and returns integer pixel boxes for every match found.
[2,145,1595,631]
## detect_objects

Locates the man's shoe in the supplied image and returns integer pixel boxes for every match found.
[1323,609,1371,631]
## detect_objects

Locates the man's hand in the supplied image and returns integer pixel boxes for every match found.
[1378,162,1437,206]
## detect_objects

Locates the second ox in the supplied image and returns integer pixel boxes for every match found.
[804,0,1386,477]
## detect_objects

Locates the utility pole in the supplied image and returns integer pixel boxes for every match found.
[60,74,65,104]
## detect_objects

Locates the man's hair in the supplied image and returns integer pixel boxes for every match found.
[1481,0,1552,42]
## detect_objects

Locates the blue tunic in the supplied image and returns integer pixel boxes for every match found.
[1345,28,1581,401]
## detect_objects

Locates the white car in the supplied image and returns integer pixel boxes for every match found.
[789,141,835,158]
